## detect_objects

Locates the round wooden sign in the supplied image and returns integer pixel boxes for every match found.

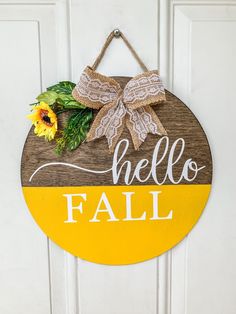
[21,77,212,265]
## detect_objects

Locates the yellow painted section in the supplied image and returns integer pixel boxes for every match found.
[23,184,211,265]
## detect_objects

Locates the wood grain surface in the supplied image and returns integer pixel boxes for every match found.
[21,77,212,187]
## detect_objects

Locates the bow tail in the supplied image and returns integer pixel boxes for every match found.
[126,105,167,150]
[86,99,127,152]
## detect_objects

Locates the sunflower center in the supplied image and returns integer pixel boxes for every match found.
[40,109,53,127]
[43,115,51,123]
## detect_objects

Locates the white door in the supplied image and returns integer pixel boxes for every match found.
[0,1,235,313]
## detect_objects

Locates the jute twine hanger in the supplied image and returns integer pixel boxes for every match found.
[91,29,148,72]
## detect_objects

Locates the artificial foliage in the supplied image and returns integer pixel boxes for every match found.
[27,81,92,155]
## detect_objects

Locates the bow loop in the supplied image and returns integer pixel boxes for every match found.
[123,70,166,110]
[72,67,167,151]
[72,67,120,109]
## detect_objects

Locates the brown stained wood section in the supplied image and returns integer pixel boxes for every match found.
[21,77,212,187]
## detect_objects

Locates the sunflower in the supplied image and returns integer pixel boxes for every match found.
[27,102,58,141]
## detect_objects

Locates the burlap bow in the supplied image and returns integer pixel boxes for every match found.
[72,66,167,151]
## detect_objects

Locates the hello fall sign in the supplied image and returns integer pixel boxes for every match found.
[21,75,212,265]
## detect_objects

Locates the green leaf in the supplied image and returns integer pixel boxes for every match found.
[47,81,76,95]
[29,102,39,106]
[37,91,58,106]
[35,81,84,111]
[55,109,93,155]
[57,94,85,109]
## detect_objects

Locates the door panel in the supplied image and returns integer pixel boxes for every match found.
[0,16,51,314]
[0,3,67,314]
[170,4,236,314]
